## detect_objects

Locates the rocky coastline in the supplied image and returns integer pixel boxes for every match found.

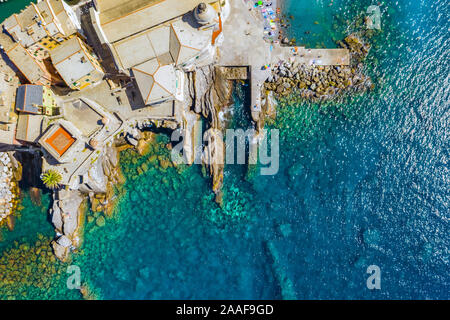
[0,33,374,265]
[186,65,238,198]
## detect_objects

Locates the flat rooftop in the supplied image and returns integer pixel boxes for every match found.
[50,37,96,85]
[5,42,49,85]
[16,114,44,143]
[63,100,102,137]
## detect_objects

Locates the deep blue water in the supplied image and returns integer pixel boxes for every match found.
[0,0,449,299]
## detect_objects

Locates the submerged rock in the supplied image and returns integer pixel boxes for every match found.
[95,216,106,227]
[265,240,297,299]
[279,224,293,237]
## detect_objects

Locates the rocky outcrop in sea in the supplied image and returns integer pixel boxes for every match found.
[50,189,86,262]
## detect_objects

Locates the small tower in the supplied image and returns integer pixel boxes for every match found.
[89,138,99,149]
[101,117,110,125]
[194,3,218,27]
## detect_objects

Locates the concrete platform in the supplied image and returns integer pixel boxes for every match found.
[272,46,350,66]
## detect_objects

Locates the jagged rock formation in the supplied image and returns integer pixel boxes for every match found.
[50,189,85,262]
[338,34,372,64]
[187,65,235,130]
[88,145,124,217]
[203,128,225,193]
[186,66,237,194]
[50,144,121,261]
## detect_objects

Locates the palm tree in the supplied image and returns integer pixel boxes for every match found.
[41,170,62,189]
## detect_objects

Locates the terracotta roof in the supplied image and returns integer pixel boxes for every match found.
[44,126,75,156]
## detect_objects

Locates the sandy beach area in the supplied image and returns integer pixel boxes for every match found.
[243,0,287,44]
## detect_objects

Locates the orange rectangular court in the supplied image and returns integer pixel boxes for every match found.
[44,126,75,156]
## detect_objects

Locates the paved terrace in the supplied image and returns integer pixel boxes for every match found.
[219,0,350,121]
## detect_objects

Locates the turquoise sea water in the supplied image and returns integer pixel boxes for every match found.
[0,0,35,22]
[1,0,449,299]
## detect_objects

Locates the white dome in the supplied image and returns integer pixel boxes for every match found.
[194,3,217,25]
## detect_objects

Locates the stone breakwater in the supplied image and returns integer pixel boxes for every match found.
[264,34,373,100]
[0,152,21,230]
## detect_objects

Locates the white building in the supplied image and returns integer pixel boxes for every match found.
[132,59,184,105]
[89,0,229,106]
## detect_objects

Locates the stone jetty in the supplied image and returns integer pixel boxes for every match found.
[264,34,373,100]
[0,152,21,230]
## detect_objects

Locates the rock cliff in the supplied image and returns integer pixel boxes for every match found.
[50,143,122,261]
[50,189,85,262]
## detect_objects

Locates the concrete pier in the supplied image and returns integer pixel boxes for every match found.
[218,0,271,121]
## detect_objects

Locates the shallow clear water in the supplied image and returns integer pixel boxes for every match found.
[0,191,53,251]
[0,0,449,299]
